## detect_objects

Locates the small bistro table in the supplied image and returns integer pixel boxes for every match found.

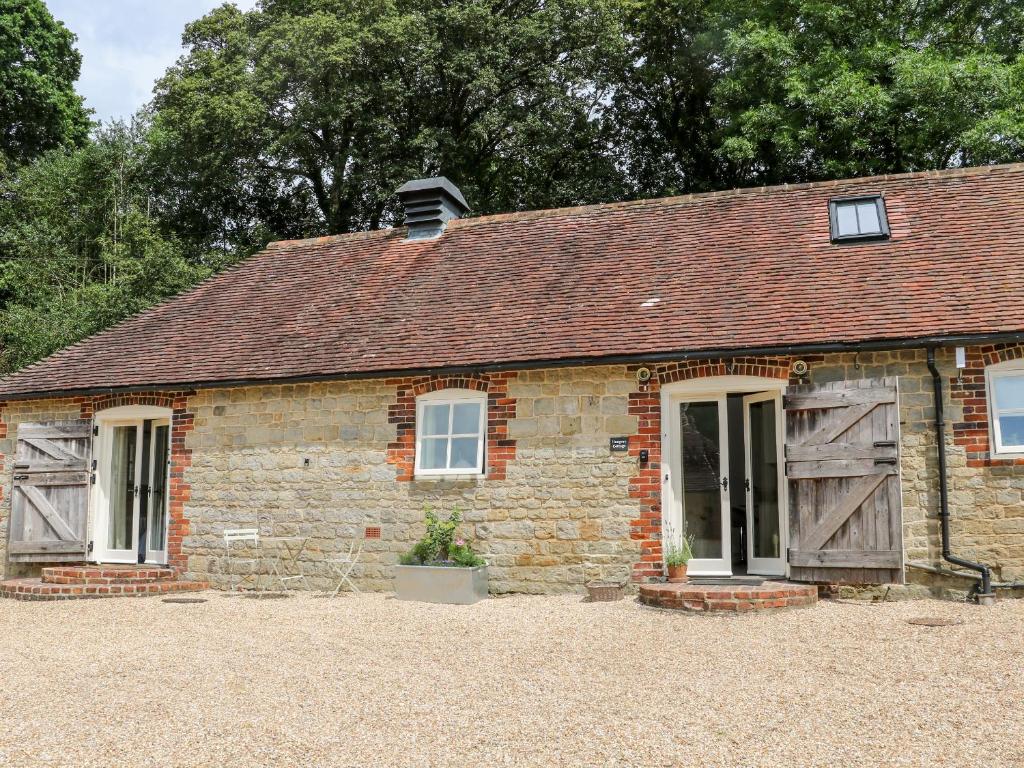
[259,536,310,593]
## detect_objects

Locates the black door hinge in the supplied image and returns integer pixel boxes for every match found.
[92,425,99,436]
[90,473,96,485]
[87,541,94,554]
[786,548,792,564]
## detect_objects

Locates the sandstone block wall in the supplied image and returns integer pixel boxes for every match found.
[2,346,1022,591]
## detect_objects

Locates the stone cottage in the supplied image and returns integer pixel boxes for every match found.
[1,164,1023,601]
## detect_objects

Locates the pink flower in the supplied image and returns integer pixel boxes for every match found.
[456,538,465,547]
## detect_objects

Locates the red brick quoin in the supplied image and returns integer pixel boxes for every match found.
[950,344,1024,468]
[626,358,794,582]
[386,373,517,481]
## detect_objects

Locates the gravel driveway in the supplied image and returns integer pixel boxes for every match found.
[0,592,1021,767]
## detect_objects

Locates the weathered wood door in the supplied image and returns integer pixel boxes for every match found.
[7,420,92,562]
[784,378,904,584]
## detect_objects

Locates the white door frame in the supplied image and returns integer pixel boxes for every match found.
[90,405,172,565]
[742,390,787,576]
[661,376,789,578]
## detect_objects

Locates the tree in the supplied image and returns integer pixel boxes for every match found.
[0,0,91,170]
[606,0,1024,193]
[145,0,624,248]
[0,124,215,373]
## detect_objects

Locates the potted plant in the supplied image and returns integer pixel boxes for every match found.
[664,524,695,583]
[394,507,488,604]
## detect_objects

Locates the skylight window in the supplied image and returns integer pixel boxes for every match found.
[829,195,890,242]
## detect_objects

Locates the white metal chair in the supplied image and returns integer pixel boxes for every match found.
[328,539,364,596]
[223,528,261,592]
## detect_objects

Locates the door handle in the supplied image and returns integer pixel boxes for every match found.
[745,478,751,492]
[721,476,728,491]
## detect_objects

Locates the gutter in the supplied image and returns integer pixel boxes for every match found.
[926,347,996,604]
[3,330,1024,402]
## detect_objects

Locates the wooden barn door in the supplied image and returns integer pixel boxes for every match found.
[784,378,904,584]
[7,421,92,563]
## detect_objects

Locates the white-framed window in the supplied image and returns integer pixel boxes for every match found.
[415,389,487,476]
[987,361,1024,456]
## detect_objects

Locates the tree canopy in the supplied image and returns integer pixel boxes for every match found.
[1,0,1024,373]
[0,0,91,171]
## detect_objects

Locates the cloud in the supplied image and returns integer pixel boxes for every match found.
[46,0,259,124]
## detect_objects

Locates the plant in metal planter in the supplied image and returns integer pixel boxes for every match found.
[664,523,695,583]
[395,508,488,604]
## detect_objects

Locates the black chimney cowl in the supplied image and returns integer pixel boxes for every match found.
[395,177,470,240]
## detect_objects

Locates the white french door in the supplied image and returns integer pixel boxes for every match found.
[665,386,787,578]
[673,395,731,575]
[95,418,170,564]
[743,392,786,576]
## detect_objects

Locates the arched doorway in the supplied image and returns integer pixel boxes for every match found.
[91,405,173,565]
[661,376,788,577]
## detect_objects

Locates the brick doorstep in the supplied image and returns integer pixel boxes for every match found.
[0,576,208,602]
[637,581,818,613]
[40,565,178,586]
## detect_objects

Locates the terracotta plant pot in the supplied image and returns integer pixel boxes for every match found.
[666,563,688,583]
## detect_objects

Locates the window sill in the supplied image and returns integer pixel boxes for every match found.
[990,450,1024,460]
[413,473,486,482]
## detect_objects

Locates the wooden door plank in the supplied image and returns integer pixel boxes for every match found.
[800,471,891,552]
[21,437,79,463]
[801,402,878,446]
[8,540,86,554]
[786,443,898,461]
[17,423,92,439]
[784,389,896,411]
[787,461,897,479]
[789,550,901,568]
[13,471,90,486]
[17,486,81,542]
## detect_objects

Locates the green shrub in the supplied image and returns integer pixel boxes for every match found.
[400,506,486,568]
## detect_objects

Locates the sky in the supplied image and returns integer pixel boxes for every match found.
[46,0,259,124]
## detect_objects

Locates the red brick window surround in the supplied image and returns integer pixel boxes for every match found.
[386,373,517,481]
[951,344,1024,467]
[626,358,793,582]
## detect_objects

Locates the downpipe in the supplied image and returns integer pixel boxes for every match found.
[926,347,995,603]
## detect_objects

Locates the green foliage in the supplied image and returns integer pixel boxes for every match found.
[402,507,486,567]
[0,123,220,373]
[145,0,625,247]
[3,0,1024,378]
[0,0,91,168]
[606,0,1024,192]
[663,522,694,566]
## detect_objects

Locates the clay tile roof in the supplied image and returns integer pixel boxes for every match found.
[2,163,1024,398]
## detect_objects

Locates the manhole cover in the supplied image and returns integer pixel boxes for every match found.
[162,597,208,605]
[907,617,964,627]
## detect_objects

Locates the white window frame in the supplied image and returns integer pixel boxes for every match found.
[414,389,487,477]
[986,360,1024,457]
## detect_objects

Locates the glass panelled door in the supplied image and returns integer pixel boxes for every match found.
[98,418,170,564]
[743,393,786,576]
[677,397,731,575]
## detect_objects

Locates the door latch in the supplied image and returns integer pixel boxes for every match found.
[745,478,751,492]
[721,476,729,491]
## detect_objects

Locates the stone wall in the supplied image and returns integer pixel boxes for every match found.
[2,345,1022,592]
[182,368,643,594]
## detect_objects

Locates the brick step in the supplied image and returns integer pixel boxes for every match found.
[0,577,208,601]
[41,566,178,586]
[638,581,818,613]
